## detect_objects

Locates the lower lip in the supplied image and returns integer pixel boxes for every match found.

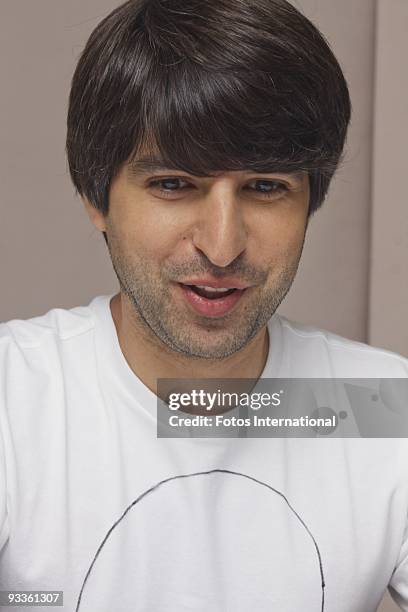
[179,284,246,317]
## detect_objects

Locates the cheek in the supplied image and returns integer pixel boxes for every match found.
[251,210,306,266]
[139,207,187,259]
[108,202,184,262]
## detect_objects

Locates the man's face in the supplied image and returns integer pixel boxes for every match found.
[87,155,310,359]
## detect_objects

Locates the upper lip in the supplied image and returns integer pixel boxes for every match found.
[179,278,250,290]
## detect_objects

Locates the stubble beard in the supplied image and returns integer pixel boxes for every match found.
[106,238,305,361]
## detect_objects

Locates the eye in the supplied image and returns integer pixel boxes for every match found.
[246,179,289,200]
[148,177,191,198]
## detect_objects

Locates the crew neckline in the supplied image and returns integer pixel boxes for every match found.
[88,294,286,432]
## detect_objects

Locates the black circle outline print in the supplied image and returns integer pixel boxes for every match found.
[75,468,326,611]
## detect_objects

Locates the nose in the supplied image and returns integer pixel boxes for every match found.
[192,184,248,267]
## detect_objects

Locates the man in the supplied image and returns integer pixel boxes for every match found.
[0,1,407,611]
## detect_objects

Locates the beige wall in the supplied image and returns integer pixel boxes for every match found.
[369,0,408,357]
[0,2,406,607]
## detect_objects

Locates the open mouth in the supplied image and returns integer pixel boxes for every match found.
[178,283,247,317]
[184,285,237,300]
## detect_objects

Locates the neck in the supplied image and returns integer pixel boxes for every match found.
[110,292,270,397]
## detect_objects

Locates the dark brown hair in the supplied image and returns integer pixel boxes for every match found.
[66,0,351,217]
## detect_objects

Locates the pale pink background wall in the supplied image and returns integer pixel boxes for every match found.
[0,2,406,607]
[369,0,408,357]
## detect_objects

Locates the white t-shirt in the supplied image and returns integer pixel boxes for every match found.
[0,294,408,612]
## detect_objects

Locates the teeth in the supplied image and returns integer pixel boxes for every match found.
[195,285,233,292]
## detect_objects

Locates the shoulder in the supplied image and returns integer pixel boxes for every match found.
[0,297,110,428]
[0,296,107,366]
[0,303,95,349]
[275,315,408,377]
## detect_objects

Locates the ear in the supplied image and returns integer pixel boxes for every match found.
[82,198,107,233]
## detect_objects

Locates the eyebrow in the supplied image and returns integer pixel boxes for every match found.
[127,155,305,182]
